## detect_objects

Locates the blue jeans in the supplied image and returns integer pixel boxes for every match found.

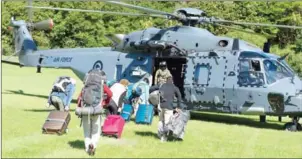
[64,84,76,108]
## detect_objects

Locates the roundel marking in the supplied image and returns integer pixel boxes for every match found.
[93,60,103,70]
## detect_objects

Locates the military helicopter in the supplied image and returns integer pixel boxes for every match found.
[4,1,302,131]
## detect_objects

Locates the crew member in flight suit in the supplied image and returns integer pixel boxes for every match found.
[154,61,172,85]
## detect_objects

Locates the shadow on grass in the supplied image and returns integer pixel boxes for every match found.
[23,108,75,112]
[190,111,284,130]
[68,140,85,150]
[3,89,78,104]
[129,118,136,122]
[134,131,159,139]
[23,109,53,112]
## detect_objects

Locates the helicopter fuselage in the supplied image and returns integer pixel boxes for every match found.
[12,19,302,118]
[18,46,302,117]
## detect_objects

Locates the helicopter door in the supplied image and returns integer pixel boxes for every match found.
[152,57,187,97]
[234,58,268,114]
[183,55,227,109]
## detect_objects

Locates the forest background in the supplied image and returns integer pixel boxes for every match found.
[2,1,302,76]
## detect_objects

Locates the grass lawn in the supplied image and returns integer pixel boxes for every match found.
[2,63,302,158]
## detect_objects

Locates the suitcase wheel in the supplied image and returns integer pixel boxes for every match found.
[114,133,119,139]
[65,129,69,134]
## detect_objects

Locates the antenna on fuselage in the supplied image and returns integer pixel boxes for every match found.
[232,38,240,51]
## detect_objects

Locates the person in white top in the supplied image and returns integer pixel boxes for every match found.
[105,79,129,115]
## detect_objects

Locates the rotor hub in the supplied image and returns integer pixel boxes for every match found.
[173,8,207,26]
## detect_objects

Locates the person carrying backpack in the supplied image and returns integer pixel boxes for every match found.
[76,69,112,156]
[47,76,76,111]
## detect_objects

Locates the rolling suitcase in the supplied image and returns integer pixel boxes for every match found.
[42,111,71,135]
[101,115,125,139]
[121,104,133,121]
[135,83,154,125]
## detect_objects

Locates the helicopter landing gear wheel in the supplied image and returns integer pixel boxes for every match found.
[284,117,301,132]
[278,116,282,122]
[259,115,266,123]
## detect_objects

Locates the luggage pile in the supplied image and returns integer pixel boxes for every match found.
[42,79,159,139]
[120,81,154,125]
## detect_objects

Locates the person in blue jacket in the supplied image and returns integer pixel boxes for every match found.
[47,76,76,111]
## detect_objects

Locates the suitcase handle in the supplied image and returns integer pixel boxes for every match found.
[107,115,121,119]
[122,112,131,115]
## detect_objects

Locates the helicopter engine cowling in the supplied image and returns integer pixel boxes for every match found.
[130,40,168,50]
[129,40,187,56]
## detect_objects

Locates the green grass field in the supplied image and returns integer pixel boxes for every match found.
[2,63,302,158]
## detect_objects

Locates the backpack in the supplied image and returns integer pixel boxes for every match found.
[81,69,106,107]
[52,76,71,93]
[167,110,190,139]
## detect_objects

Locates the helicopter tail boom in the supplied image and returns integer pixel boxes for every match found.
[8,17,54,66]
[10,18,37,56]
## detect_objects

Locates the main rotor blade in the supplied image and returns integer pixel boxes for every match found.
[28,0,33,22]
[26,6,166,18]
[210,23,275,38]
[106,1,171,16]
[212,19,302,29]
[105,1,186,20]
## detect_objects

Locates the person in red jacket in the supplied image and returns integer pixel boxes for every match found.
[77,80,112,156]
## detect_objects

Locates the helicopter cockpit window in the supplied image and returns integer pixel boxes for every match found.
[239,60,249,72]
[263,59,293,84]
[238,59,265,87]
[251,60,261,71]
[280,60,295,76]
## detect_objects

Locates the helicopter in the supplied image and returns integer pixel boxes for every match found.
[4,1,302,131]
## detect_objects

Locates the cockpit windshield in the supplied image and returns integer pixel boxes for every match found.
[263,59,293,84]
[280,60,295,75]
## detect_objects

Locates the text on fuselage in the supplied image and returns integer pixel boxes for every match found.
[53,57,73,63]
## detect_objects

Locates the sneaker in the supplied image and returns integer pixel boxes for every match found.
[87,144,95,156]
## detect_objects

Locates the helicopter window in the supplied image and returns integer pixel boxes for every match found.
[251,60,261,71]
[280,60,295,76]
[194,64,209,85]
[263,59,293,84]
[239,60,250,72]
[238,60,265,87]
